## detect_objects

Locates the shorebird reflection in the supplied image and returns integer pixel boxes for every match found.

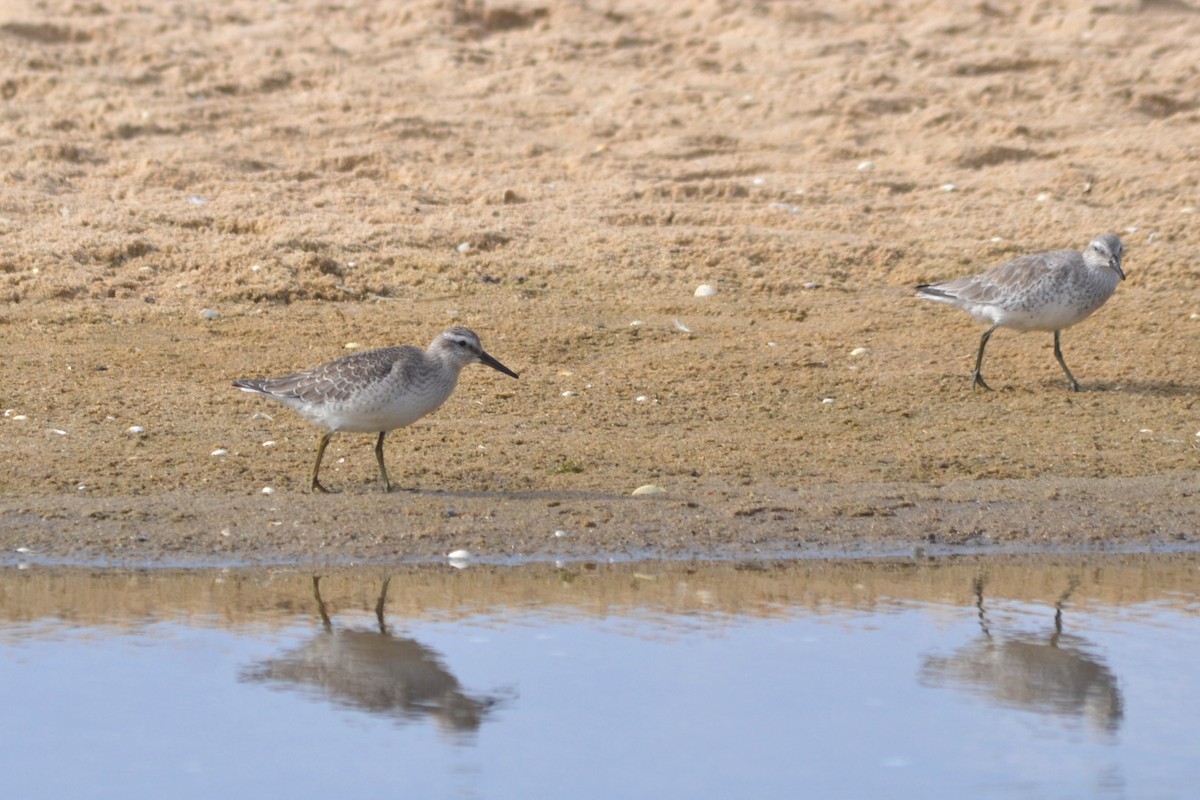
[241,576,500,733]
[918,577,1123,733]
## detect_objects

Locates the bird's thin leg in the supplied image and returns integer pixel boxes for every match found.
[374,431,392,492]
[1053,330,1082,392]
[311,431,338,494]
[972,325,998,391]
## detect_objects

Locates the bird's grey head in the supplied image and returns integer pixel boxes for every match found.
[1086,233,1125,280]
[432,326,519,379]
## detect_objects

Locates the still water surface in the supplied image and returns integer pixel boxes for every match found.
[2,557,1198,798]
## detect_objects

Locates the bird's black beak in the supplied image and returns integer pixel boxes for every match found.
[1112,257,1125,281]
[480,351,519,379]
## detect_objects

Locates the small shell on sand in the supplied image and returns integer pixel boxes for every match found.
[694,284,717,298]
[632,484,666,496]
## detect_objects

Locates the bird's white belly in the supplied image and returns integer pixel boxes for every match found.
[289,385,454,433]
[990,298,1101,332]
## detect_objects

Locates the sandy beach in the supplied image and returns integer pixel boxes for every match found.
[1,0,1198,565]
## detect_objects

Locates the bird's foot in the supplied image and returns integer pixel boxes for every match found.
[972,372,995,392]
[311,479,340,494]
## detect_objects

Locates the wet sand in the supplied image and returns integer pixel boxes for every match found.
[1,1,1199,565]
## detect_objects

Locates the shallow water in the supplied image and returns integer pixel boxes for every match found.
[2,557,1199,799]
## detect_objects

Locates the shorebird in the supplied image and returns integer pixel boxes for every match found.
[233,326,518,492]
[916,233,1125,391]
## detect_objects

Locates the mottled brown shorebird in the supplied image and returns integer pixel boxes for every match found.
[916,233,1125,391]
[233,327,518,492]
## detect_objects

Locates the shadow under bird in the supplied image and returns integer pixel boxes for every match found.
[233,326,518,493]
[916,233,1125,391]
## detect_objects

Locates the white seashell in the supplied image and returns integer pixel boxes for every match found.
[554,529,569,538]
[941,183,957,192]
[694,284,717,298]
[49,429,66,436]
[632,484,666,496]
[211,449,229,457]
[262,440,276,447]
[850,347,869,357]
[261,487,274,495]
[561,390,577,398]
[822,398,835,404]
[447,549,472,560]
[1036,193,1050,202]
[857,161,875,171]
[673,319,692,333]
[456,242,471,253]
[127,425,144,434]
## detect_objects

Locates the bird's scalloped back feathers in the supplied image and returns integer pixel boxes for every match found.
[244,347,420,404]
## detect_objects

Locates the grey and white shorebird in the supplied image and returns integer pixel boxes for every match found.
[916,233,1125,391]
[233,326,518,493]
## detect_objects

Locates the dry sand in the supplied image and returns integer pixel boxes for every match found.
[1,0,1199,565]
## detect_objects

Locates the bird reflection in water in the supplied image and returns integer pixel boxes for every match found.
[919,576,1123,733]
[241,576,502,735]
